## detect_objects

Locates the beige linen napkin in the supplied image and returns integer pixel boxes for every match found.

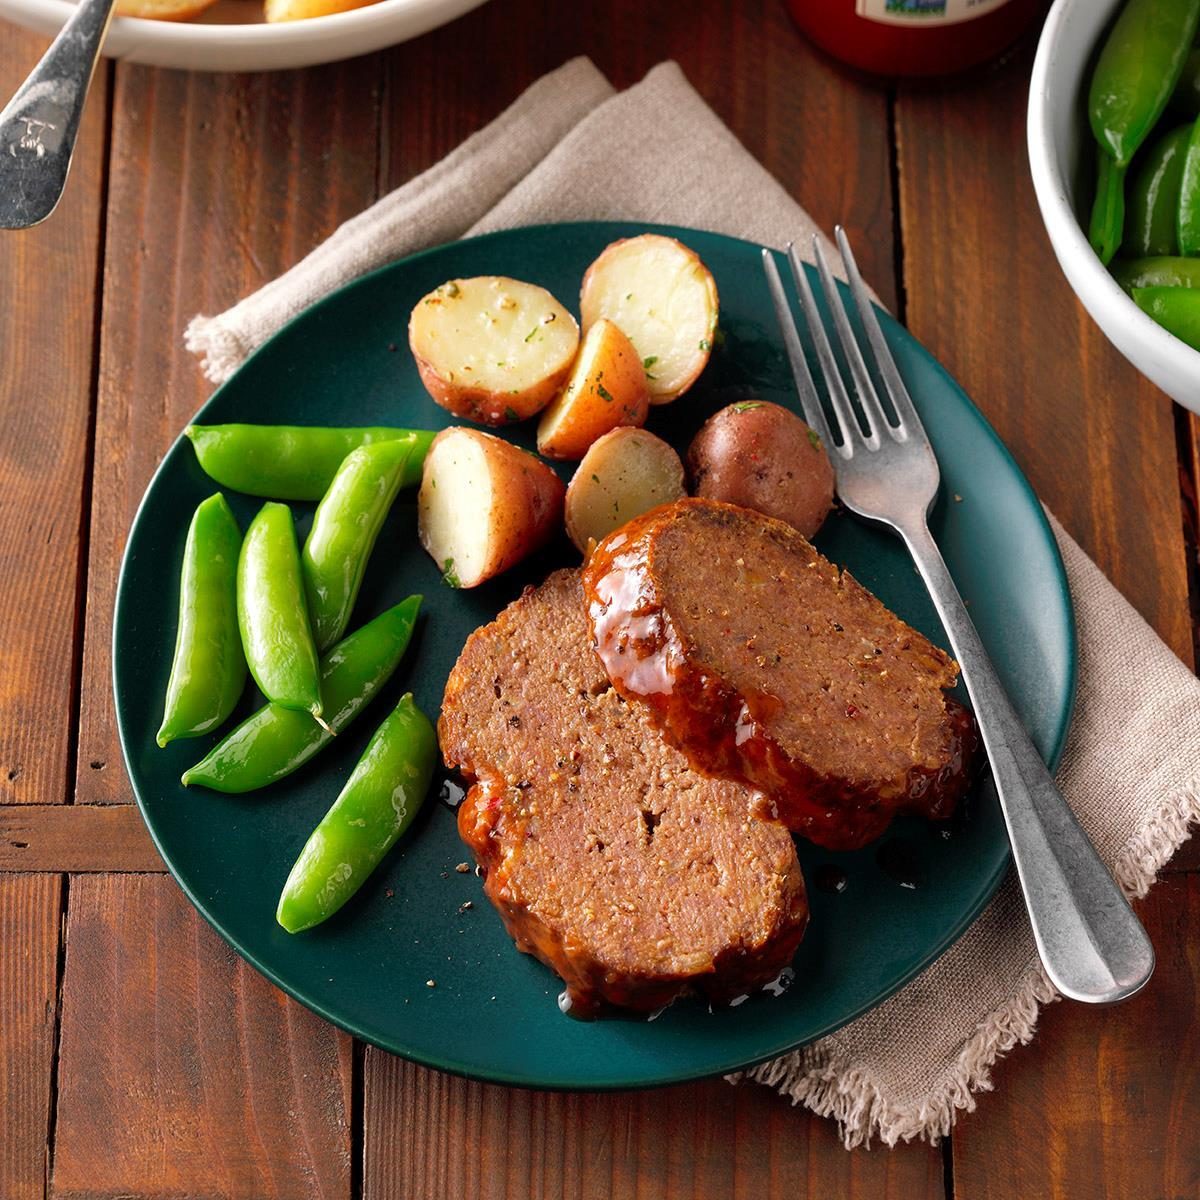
[185,58,1200,1148]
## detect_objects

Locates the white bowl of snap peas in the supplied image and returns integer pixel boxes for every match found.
[1029,0,1200,413]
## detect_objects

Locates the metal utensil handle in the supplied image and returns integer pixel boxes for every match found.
[0,0,116,230]
[901,518,1155,1005]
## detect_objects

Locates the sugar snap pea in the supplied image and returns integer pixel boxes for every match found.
[1111,255,1200,291]
[181,596,421,793]
[303,439,415,652]
[1132,286,1200,349]
[276,693,436,934]
[238,502,325,722]
[1088,0,1200,168]
[1089,153,1126,266]
[1178,114,1200,255]
[186,425,435,502]
[1126,124,1190,257]
[157,493,246,747]
[1170,47,1200,116]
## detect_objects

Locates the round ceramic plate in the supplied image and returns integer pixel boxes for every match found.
[0,0,489,73]
[114,222,1075,1090]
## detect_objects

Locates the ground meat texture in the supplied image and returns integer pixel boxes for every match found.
[439,569,808,1017]
[581,498,978,851]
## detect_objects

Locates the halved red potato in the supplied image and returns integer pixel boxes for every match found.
[418,428,565,589]
[565,428,686,554]
[409,277,579,427]
[536,319,650,460]
[579,235,719,405]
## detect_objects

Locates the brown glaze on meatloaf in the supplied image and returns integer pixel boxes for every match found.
[581,499,977,851]
[440,569,807,1017]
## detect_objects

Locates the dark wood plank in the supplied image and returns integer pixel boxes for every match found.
[896,47,1193,664]
[379,0,898,311]
[362,1049,943,1200]
[51,874,352,1199]
[0,32,108,805]
[1,805,162,873]
[0,874,62,1200]
[953,877,1200,1200]
[73,57,385,806]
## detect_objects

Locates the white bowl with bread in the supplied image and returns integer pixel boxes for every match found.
[0,0,489,72]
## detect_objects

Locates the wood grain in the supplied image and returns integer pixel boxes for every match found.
[0,33,108,805]
[362,1048,944,1200]
[952,877,1200,1200]
[73,58,385,806]
[0,874,62,1200]
[377,0,898,312]
[896,47,1193,664]
[1,805,162,873]
[51,874,352,1200]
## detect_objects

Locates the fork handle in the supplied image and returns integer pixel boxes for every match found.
[0,0,115,230]
[900,518,1154,1005]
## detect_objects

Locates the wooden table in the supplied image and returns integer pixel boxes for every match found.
[1,4,1196,1197]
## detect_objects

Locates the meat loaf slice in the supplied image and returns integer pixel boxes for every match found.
[582,498,977,851]
[440,569,807,1017]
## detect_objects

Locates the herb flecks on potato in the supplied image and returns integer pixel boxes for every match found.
[537,318,650,460]
[418,427,565,589]
[580,235,719,405]
[565,428,686,553]
[409,277,579,427]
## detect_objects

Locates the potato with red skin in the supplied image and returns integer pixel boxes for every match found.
[687,401,835,538]
[580,235,719,405]
[565,428,686,553]
[537,319,650,460]
[418,428,565,588]
[409,277,579,427]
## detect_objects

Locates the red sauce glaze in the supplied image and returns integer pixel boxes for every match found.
[582,511,979,852]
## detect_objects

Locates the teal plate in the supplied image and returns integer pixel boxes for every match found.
[114,222,1075,1090]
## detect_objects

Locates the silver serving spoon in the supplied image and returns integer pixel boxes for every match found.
[0,0,116,229]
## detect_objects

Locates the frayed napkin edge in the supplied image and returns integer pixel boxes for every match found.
[733,777,1200,1150]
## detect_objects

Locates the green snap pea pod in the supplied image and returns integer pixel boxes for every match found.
[276,694,436,933]
[186,425,435,502]
[1179,114,1200,255]
[1088,0,1200,168]
[238,502,325,722]
[1131,285,1200,349]
[1111,255,1200,290]
[1089,153,1126,266]
[181,595,421,793]
[303,440,416,652]
[1127,124,1191,256]
[157,494,246,747]
[1170,47,1200,116]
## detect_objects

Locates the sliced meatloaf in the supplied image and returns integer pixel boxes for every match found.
[582,498,977,851]
[440,568,808,1016]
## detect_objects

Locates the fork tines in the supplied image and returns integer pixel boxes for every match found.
[761,227,928,457]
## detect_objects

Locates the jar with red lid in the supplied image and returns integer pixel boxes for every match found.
[786,0,1045,80]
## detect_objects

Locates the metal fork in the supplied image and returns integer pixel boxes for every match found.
[763,228,1154,1005]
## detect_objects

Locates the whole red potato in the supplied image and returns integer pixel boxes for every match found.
[686,400,835,538]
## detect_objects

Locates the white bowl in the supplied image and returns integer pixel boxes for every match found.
[0,0,489,72]
[1028,0,1200,413]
